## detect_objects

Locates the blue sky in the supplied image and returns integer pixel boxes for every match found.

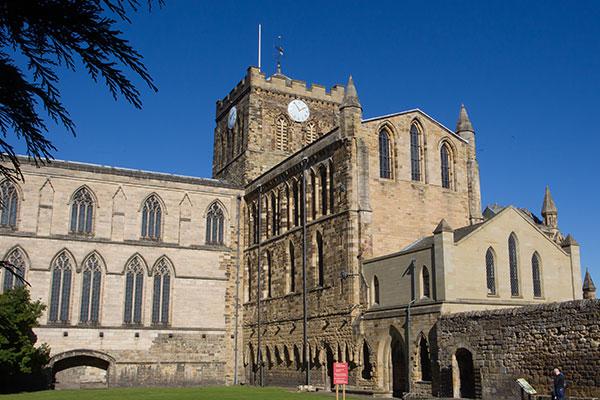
[28,1,599,280]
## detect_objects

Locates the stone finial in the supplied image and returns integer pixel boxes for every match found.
[455,104,474,133]
[562,234,579,247]
[583,269,596,299]
[433,219,453,234]
[340,75,362,110]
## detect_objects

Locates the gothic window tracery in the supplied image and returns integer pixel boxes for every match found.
[2,247,26,292]
[440,143,452,189]
[379,130,392,179]
[141,195,162,240]
[305,121,318,144]
[319,166,328,216]
[410,122,423,181]
[70,187,95,234]
[206,202,225,245]
[49,251,73,323]
[0,180,18,228]
[316,231,324,287]
[124,256,145,324]
[151,258,171,325]
[80,254,102,324]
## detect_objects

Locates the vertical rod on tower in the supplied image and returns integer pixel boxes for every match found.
[257,186,263,386]
[258,24,262,70]
[301,158,310,386]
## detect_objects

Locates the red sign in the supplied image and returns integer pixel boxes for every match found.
[333,362,348,385]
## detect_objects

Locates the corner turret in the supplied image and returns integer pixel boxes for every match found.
[541,186,558,231]
[455,104,483,224]
[339,76,362,138]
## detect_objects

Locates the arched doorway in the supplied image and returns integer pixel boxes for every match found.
[325,344,335,391]
[49,350,114,390]
[453,348,475,398]
[245,344,257,385]
[391,334,407,397]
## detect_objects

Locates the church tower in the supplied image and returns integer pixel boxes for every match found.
[455,104,483,224]
[212,67,345,185]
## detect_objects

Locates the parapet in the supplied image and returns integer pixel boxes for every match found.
[216,66,345,115]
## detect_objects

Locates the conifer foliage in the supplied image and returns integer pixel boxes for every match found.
[0,0,162,182]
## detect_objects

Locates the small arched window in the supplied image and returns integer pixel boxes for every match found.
[289,242,296,293]
[440,143,452,189]
[532,252,542,298]
[305,121,318,144]
[80,254,102,324]
[70,187,94,234]
[329,161,335,213]
[275,116,289,151]
[422,266,431,298]
[316,231,324,287]
[485,247,497,295]
[373,275,380,305]
[251,203,259,245]
[266,251,272,298]
[206,202,225,245]
[379,130,392,179]
[310,171,317,220]
[247,259,253,301]
[141,195,162,240]
[49,252,73,323]
[2,248,26,292]
[320,165,328,216]
[151,258,171,325]
[508,233,520,296]
[270,193,278,236]
[0,180,18,228]
[293,181,300,226]
[410,122,422,181]
[124,256,144,324]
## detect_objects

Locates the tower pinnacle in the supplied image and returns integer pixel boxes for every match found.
[456,104,474,133]
[340,75,361,110]
[583,269,596,299]
[541,186,558,229]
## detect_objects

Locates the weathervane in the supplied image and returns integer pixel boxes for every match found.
[275,35,284,75]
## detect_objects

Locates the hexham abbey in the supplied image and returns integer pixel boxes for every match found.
[0,67,598,399]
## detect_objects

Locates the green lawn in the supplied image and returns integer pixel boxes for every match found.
[0,386,361,400]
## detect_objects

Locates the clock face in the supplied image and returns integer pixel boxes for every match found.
[287,99,310,123]
[227,106,237,129]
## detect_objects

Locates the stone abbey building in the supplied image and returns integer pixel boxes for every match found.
[0,66,596,397]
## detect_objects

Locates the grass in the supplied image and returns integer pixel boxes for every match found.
[0,386,361,400]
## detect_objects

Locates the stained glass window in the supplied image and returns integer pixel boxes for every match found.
[141,195,162,240]
[70,187,94,234]
[124,256,145,324]
[509,234,520,296]
[0,180,18,228]
[2,248,26,292]
[206,202,225,245]
[49,252,73,323]
[379,130,391,178]
[80,254,102,324]
[151,258,171,325]
[410,123,422,181]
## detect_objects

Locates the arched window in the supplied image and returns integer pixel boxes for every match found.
[141,195,162,240]
[329,161,335,213]
[410,122,422,181]
[320,165,328,216]
[70,187,94,234]
[251,203,259,245]
[305,121,318,144]
[285,185,291,230]
[247,259,253,301]
[266,251,272,298]
[2,248,26,292]
[419,336,432,381]
[379,130,392,179]
[440,143,452,189]
[373,275,380,305]
[275,116,289,151]
[124,256,145,324]
[361,341,373,379]
[289,242,296,293]
[311,171,317,220]
[422,266,431,298]
[485,248,497,295]
[532,252,542,298]
[508,233,520,296]
[316,231,324,287]
[151,258,171,325]
[0,180,18,228]
[206,202,225,245]
[270,193,278,236]
[49,252,73,323]
[293,181,300,226]
[80,254,102,324]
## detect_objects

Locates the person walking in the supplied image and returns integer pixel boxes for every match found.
[553,368,566,400]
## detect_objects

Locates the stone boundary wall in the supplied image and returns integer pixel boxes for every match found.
[436,300,600,400]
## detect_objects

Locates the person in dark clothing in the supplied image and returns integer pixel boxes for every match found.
[553,368,566,400]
